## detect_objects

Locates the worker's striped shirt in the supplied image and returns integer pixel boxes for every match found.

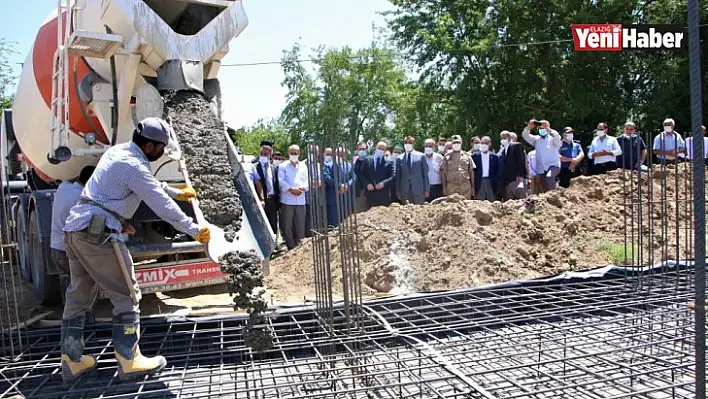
[63,141,200,237]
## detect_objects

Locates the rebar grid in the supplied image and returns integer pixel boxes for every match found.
[0,266,700,398]
[307,142,367,391]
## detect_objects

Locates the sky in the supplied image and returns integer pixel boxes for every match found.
[0,0,393,128]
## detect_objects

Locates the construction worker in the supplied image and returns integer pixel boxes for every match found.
[60,117,211,383]
[50,165,96,305]
[440,135,476,199]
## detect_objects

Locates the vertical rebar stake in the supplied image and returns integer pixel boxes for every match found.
[686,1,705,396]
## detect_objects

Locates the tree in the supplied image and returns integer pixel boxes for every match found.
[0,38,17,109]
[385,0,708,140]
[232,118,290,155]
[279,35,411,149]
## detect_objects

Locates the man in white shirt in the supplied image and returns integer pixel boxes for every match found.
[522,119,561,193]
[682,125,706,164]
[423,138,444,202]
[588,123,622,175]
[278,145,309,250]
[50,166,95,301]
[653,118,685,165]
[526,150,539,195]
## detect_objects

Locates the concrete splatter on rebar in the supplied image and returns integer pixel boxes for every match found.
[163,91,272,351]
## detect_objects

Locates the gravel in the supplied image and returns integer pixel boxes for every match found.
[163,91,272,351]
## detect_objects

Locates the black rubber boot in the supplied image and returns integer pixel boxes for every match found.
[112,312,166,381]
[60,314,97,385]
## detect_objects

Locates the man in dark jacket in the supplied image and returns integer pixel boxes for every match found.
[353,141,369,213]
[471,136,501,201]
[251,142,279,236]
[499,131,527,199]
[360,141,395,208]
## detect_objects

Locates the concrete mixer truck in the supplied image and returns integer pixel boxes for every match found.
[0,0,275,305]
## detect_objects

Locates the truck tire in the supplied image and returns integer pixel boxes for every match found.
[15,204,31,282]
[28,210,60,306]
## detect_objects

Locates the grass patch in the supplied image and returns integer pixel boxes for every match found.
[598,241,634,265]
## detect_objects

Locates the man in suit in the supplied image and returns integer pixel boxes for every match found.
[396,136,430,205]
[471,136,501,201]
[360,141,395,208]
[323,147,355,227]
[353,141,369,213]
[250,142,279,236]
[499,131,528,199]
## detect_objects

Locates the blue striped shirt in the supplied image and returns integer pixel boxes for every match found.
[63,142,200,236]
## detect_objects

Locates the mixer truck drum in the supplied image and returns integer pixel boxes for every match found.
[47,146,72,165]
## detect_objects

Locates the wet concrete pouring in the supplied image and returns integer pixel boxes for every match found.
[163,91,272,351]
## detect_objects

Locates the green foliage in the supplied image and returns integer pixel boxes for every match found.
[278,31,456,150]
[232,118,290,155]
[598,241,634,266]
[0,38,17,110]
[385,0,708,141]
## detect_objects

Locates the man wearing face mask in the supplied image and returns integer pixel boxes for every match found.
[616,122,647,170]
[353,142,369,213]
[60,117,211,383]
[250,142,280,237]
[441,135,476,199]
[471,136,500,201]
[396,136,430,205]
[360,141,395,208]
[588,123,622,175]
[437,137,448,154]
[653,118,685,165]
[424,138,444,202]
[558,127,585,187]
[499,131,528,199]
[278,145,309,250]
[522,119,562,193]
[469,136,481,155]
[684,125,708,166]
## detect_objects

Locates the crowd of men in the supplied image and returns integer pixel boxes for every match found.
[249,118,708,252]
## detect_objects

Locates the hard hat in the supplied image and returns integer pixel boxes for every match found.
[137,117,171,146]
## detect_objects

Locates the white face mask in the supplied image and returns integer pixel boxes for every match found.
[500,139,509,147]
[665,126,674,133]
[324,155,332,163]
[473,144,480,151]
[393,153,401,159]
[452,143,462,151]
[437,145,445,152]
[479,144,489,152]
[273,160,281,167]
[597,131,606,137]
[384,156,391,161]
[404,144,414,152]
[565,134,574,141]
[259,156,269,164]
[289,155,299,163]
[424,147,434,155]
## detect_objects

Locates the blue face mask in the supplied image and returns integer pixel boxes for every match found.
[324,155,332,163]
[375,149,385,157]
[539,129,548,137]
[358,150,367,158]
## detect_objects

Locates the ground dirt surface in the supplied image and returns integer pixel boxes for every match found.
[266,166,706,303]
[1,165,704,323]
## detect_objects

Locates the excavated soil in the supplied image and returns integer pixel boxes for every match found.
[266,166,706,303]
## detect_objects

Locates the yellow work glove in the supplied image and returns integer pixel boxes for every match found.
[195,227,211,244]
[175,187,197,202]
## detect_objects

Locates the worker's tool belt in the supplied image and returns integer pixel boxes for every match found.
[77,198,127,244]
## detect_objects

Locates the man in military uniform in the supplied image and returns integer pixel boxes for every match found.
[441,135,476,199]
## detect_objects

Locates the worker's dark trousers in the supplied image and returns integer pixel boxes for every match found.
[591,161,617,176]
[558,167,579,188]
[63,231,140,319]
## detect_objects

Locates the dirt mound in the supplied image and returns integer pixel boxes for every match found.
[266,166,702,303]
